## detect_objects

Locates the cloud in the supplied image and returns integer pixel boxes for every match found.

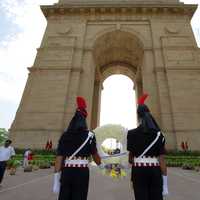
[0,0,58,128]
[0,0,58,98]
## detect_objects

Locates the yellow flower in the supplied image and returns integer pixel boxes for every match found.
[121,169,126,177]
[110,169,117,178]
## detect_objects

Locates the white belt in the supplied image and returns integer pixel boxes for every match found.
[64,159,89,168]
[134,156,159,167]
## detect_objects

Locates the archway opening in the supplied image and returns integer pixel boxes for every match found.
[91,30,144,129]
[100,74,137,129]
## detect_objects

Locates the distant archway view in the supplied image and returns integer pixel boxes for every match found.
[100,74,137,129]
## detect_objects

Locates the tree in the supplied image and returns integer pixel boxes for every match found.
[0,128,8,145]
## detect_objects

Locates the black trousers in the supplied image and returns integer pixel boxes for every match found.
[131,167,163,200]
[58,168,89,200]
[0,161,7,184]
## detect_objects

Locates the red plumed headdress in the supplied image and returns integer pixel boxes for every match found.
[76,96,88,117]
[76,96,87,109]
[138,93,149,105]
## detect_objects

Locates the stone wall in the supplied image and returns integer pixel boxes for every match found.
[9,2,200,150]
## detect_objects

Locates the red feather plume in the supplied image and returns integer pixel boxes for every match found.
[138,93,149,105]
[76,96,87,109]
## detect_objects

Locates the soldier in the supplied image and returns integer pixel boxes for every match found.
[127,94,169,200]
[53,97,103,200]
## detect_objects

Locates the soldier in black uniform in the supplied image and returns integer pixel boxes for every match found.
[127,94,169,200]
[53,97,103,200]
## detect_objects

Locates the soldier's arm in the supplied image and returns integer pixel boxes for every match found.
[90,134,102,165]
[127,131,134,164]
[158,135,167,175]
[128,151,134,164]
[92,152,101,165]
[159,147,169,195]
[54,156,63,172]
[159,154,167,175]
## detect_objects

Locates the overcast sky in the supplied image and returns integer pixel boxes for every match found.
[0,0,199,130]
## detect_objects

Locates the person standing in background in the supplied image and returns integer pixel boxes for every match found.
[0,140,15,185]
[23,149,33,168]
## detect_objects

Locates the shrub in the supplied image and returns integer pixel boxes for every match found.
[7,159,21,169]
[166,150,200,156]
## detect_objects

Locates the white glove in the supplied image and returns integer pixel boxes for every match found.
[99,163,105,169]
[162,175,169,196]
[128,163,132,169]
[53,172,61,194]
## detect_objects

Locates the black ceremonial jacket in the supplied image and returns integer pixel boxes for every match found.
[57,130,97,158]
[127,125,166,157]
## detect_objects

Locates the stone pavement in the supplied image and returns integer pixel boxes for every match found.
[0,167,200,200]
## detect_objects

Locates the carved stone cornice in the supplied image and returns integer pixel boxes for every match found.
[41,4,197,19]
[154,66,200,72]
[28,67,83,73]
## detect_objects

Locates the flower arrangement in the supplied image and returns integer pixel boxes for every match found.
[104,163,127,179]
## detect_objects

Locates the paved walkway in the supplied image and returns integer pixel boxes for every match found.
[0,167,200,200]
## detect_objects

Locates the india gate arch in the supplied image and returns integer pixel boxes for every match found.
[90,30,144,130]
[9,0,200,150]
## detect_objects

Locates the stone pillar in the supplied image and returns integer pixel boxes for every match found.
[134,76,143,101]
[142,50,161,123]
[155,68,177,149]
[77,50,96,128]
[62,69,82,130]
[91,80,102,129]
[152,34,178,149]
[142,49,177,149]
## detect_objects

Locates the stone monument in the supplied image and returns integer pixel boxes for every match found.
[10,0,200,150]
